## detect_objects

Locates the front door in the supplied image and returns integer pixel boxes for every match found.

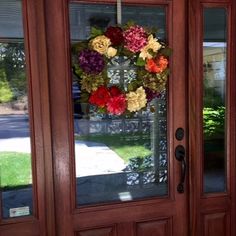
[0,0,235,235]
[47,0,188,235]
[44,0,236,235]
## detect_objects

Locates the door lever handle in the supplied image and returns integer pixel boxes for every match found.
[175,145,186,193]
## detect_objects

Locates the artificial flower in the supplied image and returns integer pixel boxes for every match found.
[143,73,167,93]
[106,47,117,58]
[107,94,127,115]
[80,73,105,93]
[123,25,148,53]
[105,26,124,46]
[145,58,157,73]
[139,35,162,60]
[89,86,110,107]
[126,86,147,112]
[136,86,148,108]
[145,56,168,73]
[145,87,160,102]
[78,49,105,74]
[90,35,111,55]
[143,75,159,92]
[73,23,171,116]
[155,74,168,92]
[109,86,122,97]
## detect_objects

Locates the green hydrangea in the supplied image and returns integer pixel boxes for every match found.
[80,73,106,93]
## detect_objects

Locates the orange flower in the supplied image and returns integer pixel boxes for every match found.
[145,56,168,73]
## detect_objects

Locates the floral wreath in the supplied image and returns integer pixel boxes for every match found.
[72,22,172,116]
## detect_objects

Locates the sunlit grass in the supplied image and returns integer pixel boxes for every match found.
[0,152,32,189]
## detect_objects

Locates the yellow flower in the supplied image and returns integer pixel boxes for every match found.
[106,47,117,58]
[139,35,162,60]
[91,35,111,55]
[126,87,147,112]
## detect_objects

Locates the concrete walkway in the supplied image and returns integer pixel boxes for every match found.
[0,137,31,153]
[0,137,126,177]
[75,140,126,177]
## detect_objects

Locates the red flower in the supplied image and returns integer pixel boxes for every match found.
[89,86,110,107]
[109,86,122,97]
[145,59,158,73]
[107,94,127,115]
[105,26,124,46]
[145,56,168,73]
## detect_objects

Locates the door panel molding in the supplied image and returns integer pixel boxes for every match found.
[203,212,229,236]
[136,218,172,236]
[77,226,116,236]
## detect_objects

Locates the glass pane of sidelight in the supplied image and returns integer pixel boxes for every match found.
[203,8,227,193]
[70,3,168,206]
[0,1,33,218]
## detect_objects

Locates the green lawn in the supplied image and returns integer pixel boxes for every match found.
[0,152,32,189]
[76,133,152,162]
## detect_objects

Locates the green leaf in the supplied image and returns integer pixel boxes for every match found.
[161,68,170,77]
[121,47,133,57]
[79,92,90,103]
[75,67,83,77]
[147,48,157,58]
[124,20,135,29]
[127,81,139,92]
[98,107,107,114]
[136,57,146,66]
[90,27,103,38]
[160,47,173,57]
[145,26,158,35]
[127,83,134,91]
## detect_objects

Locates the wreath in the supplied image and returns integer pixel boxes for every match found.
[72,22,172,116]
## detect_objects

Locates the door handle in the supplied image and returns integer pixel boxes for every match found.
[175,145,186,193]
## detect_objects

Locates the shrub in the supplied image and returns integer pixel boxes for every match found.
[203,106,225,139]
[0,71,13,103]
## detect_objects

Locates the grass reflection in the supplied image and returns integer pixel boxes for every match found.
[0,152,31,189]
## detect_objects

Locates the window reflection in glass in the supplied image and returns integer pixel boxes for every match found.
[70,3,168,206]
[0,0,33,219]
[203,8,227,193]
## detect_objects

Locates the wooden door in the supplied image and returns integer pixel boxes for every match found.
[1,0,236,235]
[0,0,55,235]
[45,0,188,235]
[189,0,236,235]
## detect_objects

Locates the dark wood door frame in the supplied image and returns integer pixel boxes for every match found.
[188,0,236,235]
[1,0,236,235]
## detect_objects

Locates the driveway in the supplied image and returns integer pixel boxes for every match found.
[0,115,29,139]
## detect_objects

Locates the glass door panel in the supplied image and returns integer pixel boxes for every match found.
[203,8,227,193]
[69,3,168,206]
[0,0,33,219]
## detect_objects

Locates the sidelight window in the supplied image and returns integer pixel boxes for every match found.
[203,8,227,193]
[0,0,33,219]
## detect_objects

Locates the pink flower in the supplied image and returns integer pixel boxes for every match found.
[123,26,148,53]
[107,94,127,115]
